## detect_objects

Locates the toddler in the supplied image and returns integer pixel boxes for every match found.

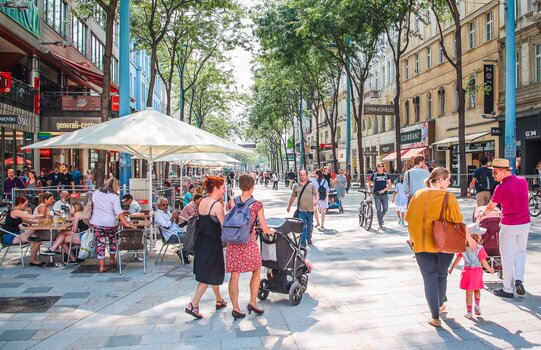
[449,230,495,318]
[392,176,407,225]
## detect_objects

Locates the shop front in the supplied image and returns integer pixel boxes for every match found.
[499,113,541,175]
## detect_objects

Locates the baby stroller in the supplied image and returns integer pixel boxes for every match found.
[258,218,310,305]
[327,190,344,213]
[474,206,503,279]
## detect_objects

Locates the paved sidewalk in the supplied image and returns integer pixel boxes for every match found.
[0,185,540,350]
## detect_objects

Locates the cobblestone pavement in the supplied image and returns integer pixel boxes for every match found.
[0,184,540,350]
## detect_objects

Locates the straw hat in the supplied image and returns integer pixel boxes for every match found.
[489,158,511,170]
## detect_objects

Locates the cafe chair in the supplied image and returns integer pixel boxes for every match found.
[155,226,185,265]
[0,227,31,268]
[116,229,147,275]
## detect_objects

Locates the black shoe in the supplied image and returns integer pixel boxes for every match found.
[27,236,41,243]
[307,239,313,245]
[232,310,246,320]
[515,280,526,295]
[30,261,46,267]
[39,249,55,256]
[176,250,191,264]
[493,289,514,298]
[247,303,264,315]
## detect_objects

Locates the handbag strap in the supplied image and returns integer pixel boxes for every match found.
[297,182,309,208]
[438,192,449,222]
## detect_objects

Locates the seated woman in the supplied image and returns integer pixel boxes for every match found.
[37,193,74,257]
[44,202,88,263]
[2,196,46,267]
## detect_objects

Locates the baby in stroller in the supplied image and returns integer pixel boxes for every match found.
[473,206,503,278]
[257,218,312,305]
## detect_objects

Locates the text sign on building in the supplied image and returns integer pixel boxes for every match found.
[0,72,12,92]
[483,64,494,115]
[490,127,501,136]
[320,143,337,150]
[61,95,101,111]
[379,143,395,154]
[524,129,541,140]
[40,116,101,132]
[400,122,429,148]
[0,114,17,124]
[364,104,395,115]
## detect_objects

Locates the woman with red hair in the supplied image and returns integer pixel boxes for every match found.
[185,176,228,319]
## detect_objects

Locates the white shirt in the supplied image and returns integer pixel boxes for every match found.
[155,208,181,241]
[53,199,72,214]
[128,200,142,213]
[272,174,278,181]
[89,191,123,227]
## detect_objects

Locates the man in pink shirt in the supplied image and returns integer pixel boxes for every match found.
[481,158,531,298]
[178,195,202,226]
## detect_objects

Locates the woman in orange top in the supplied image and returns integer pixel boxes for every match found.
[406,167,475,328]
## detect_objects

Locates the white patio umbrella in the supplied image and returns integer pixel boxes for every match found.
[23,108,252,210]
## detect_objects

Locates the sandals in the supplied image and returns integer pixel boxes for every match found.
[185,303,203,319]
[99,267,108,273]
[428,319,442,328]
[215,299,228,310]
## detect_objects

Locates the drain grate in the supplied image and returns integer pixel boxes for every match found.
[0,296,61,313]
[71,265,118,274]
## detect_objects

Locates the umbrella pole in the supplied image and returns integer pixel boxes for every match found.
[149,148,155,252]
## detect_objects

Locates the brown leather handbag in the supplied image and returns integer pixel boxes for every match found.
[433,192,466,253]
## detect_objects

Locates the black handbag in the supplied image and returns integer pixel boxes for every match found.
[293,182,309,218]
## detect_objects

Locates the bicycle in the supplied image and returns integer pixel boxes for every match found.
[358,189,373,231]
[529,186,541,217]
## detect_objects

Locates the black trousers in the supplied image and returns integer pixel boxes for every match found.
[415,252,454,320]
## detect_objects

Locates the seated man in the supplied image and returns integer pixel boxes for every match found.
[154,197,190,263]
[53,191,72,215]
[178,194,202,226]
[123,194,142,214]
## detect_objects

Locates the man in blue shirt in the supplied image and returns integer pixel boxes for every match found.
[467,157,494,206]
[403,155,431,202]
[71,167,82,186]
[368,162,392,229]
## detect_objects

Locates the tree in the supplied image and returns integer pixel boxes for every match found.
[431,0,467,196]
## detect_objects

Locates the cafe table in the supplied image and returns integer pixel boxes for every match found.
[26,222,73,267]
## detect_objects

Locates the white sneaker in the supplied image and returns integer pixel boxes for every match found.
[474,305,481,315]
[464,312,473,319]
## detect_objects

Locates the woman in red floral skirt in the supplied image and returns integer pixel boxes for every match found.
[226,174,275,320]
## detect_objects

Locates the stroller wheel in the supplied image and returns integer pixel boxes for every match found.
[339,206,344,214]
[289,282,303,305]
[300,274,309,292]
[258,279,270,301]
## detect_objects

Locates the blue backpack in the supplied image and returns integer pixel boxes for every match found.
[222,196,255,244]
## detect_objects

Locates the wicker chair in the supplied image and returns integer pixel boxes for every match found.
[0,227,31,268]
[155,226,185,265]
[116,229,147,275]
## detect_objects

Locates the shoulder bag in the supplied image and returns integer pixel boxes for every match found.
[81,192,93,225]
[433,192,466,253]
[293,182,310,218]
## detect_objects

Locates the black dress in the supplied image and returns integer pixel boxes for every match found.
[193,201,224,285]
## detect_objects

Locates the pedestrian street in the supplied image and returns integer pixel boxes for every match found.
[0,184,541,350]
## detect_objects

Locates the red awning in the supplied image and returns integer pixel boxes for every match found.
[381,147,426,161]
[50,52,119,93]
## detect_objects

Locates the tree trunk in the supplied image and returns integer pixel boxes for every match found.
[180,69,185,121]
[330,125,338,172]
[315,111,321,168]
[291,120,298,171]
[356,96,365,187]
[455,29,467,197]
[146,45,158,107]
[394,69,402,174]
[95,0,118,187]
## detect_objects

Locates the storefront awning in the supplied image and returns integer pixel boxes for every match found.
[381,147,426,161]
[50,52,119,93]
[431,131,490,146]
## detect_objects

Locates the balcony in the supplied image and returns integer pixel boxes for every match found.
[0,78,36,113]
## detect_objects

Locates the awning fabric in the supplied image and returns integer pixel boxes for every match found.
[431,131,490,146]
[381,147,426,161]
[50,52,119,93]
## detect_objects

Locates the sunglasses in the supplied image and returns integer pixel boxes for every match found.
[377,165,384,168]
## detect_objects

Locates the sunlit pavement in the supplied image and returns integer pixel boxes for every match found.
[0,184,540,349]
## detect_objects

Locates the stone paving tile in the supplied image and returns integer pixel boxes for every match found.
[0,329,37,341]
[104,335,142,347]
[140,332,180,345]
[0,283,23,288]
[62,292,91,299]
[23,287,53,293]
[14,273,40,279]
[0,340,39,350]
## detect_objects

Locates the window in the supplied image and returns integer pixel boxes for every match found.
[515,0,521,19]
[382,65,386,88]
[468,78,477,108]
[44,0,67,36]
[72,15,87,55]
[91,34,105,71]
[535,44,541,81]
[516,51,522,87]
[405,60,409,79]
[113,21,120,46]
[486,12,493,41]
[94,7,106,28]
[440,45,445,63]
[469,22,475,49]
[112,58,119,84]
[438,87,445,115]
[387,61,391,84]
[415,53,419,74]
[427,46,432,69]
[427,92,432,119]
[413,96,420,122]
[405,100,410,125]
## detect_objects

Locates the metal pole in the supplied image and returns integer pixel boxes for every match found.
[345,36,351,174]
[299,94,304,170]
[505,0,516,173]
[119,0,132,185]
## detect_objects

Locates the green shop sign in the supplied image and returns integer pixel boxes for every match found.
[0,0,40,37]
[400,129,422,144]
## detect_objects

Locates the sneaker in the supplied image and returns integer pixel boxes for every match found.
[493,289,514,298]
[39,249,55,256]
[515,280,526,295]
[398,218,402,225]
[474,305,481,315]
[307,239,313,245]
[464,312,473,319]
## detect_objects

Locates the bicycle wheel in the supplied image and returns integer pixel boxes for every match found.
[364,205,373,231]
[358,203,365,227]
[530,194,541,217]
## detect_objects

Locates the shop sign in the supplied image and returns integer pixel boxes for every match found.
[37,132,51,139]
[320,143,337,150]
[39,149,51,158]
[364,104,395,115]
[0,72,12,92]
[61,95,101,111]
[0,114,28,126]
[40,116,101,132]
[524,129,541,140]
[491,127,501,136]
[400,122,429,147]
[437,146,452,151]
[379,143,395,154]
[364,150,379,156]
[470,142,487,148]
[483,64,495,115]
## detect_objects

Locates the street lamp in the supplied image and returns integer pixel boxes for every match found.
[0,0,29,10]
